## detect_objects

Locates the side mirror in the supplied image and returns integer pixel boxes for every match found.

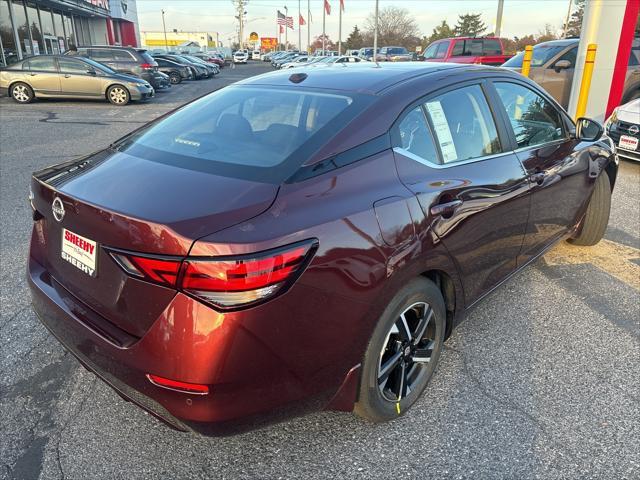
[554,59,571,71]
[86,68,96,75]
[576,117,604,142]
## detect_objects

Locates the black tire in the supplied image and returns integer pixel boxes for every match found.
[354,278,445,423]
[569,172,611,246]
[169,72,181,84]
[10,82,34,104]
[106,85,130,106]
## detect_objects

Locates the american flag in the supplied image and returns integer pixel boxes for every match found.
[277,10,287,25]
[286,16,294,29]
[324,0,331,15]
[299,14,306,26]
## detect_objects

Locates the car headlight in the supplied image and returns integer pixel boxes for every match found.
[127,81,143,88]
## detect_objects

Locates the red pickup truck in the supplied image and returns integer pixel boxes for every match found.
[422,37,513,66]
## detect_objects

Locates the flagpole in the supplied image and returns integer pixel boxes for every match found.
[338,1,342,55]
[298,0,301,51]
[373,0,378,62]
[307,0,310,53]
[284,6,288,50]
[322,1,326,54]
[277,11,281,51]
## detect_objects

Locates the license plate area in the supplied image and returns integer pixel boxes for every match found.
[619,134,638,151]
[61,228,97,277]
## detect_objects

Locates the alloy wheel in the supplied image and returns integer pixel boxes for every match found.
[377,302,436,402]
[12,84,30,103]
[109,87,128,105]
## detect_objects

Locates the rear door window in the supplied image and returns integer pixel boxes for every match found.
[482,39,502,55]
[58,58,89,74]
[27,57,57,72]
[494,82,565,148]
[396,107,439,164]
[423,85,502,163]
[89,49,114,61]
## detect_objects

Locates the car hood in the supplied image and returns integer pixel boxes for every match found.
[111,72,147,84]
[618,99,640,123]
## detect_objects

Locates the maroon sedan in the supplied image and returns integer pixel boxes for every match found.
[28,63,616,434]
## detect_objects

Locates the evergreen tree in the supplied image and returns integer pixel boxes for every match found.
[565,0,585,37]
[428,20,454,44]
[454,13,487,37]
[345,25,364,50]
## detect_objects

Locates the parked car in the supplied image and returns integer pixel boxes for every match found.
[154,57,192,84]
[251,50,261,60]
[272,53,298,68]
[502,38,640,108]
[280,55,310,69]
[191,53,224,69]
[154,54,210,79]
[345,49,360,57]
[0,55,154,105]
[69,46,167,90]
[27,63,615,435]
[606,98,640,162]
[233,50,249,64]
[423,37,513,67]
[358,47,380,61]
[376,46,412,62]
[180,54,219,76]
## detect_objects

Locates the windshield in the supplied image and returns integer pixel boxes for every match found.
[117,86,372,183]
[503,44,568,68]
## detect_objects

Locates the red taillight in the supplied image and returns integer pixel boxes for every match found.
[140,63,154,69]
[109,240,317,309]
[181,242,315,308]
[146,374,209,395]
[111,252,181,288]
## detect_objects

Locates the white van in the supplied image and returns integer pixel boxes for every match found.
[251,50,261,60]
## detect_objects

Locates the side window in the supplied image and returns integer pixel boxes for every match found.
[553,47,577,68]
[482,39,502,55]
[451,41,464,56]
[424,85,502,163]
[396,106,439,164]
[494,82,565,149]
[423,43,439,59]
[28,57,57,72]
[628,43,640,66]
[113,50,134,61]
[58,58,89,74]
[89,49,114,61]
[435,42,449,59]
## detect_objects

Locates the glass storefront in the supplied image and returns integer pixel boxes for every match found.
[1,0,110,63]
[25,4,43,55]
[0,0,18,65]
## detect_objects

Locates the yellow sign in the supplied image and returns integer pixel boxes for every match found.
[249,32,259,41]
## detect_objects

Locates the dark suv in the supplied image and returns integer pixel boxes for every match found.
[70,46,169,90]
[154,57,192,84]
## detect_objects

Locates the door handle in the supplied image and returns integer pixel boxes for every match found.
[529,172,546,185]
[29,73,37,76]
[64,74,71,78]
[430,199,463,217]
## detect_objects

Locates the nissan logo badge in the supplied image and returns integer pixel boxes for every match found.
[52,197,65,222]
[629,125,639,136]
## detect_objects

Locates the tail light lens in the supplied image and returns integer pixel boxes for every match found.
[109,240,317,309]
[140,63,154,70]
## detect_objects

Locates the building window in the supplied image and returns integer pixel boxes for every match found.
[1,0,19,64]
[24,4,43,55]
[11,1,30,57]
[74,16,84,45]
[64,14,75,48]
[53,11,65,52]
[38,6,58,53]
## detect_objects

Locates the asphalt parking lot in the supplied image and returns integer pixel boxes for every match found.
[1,61,639,480]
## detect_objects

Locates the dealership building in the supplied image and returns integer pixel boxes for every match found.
[0,0,140,66]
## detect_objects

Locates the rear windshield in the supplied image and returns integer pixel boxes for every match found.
[503,44,567,68]
[117,86,373,183]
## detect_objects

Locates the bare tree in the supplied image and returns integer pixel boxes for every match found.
[364,6,421,48]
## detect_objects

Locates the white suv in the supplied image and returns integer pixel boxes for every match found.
[251,50,261,60]
[233,50,249,64]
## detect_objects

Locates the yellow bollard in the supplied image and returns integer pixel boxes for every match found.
[575,43,597,120]
[521,45,533,77]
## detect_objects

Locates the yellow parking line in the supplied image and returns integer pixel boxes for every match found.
[544,239,640,291]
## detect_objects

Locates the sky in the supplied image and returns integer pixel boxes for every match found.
[137,0,572,48]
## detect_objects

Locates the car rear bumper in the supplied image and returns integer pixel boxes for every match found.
[27,252,356,435]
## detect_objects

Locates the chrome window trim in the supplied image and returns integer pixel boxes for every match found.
[513,138,567,153]
[393,147,514,169]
